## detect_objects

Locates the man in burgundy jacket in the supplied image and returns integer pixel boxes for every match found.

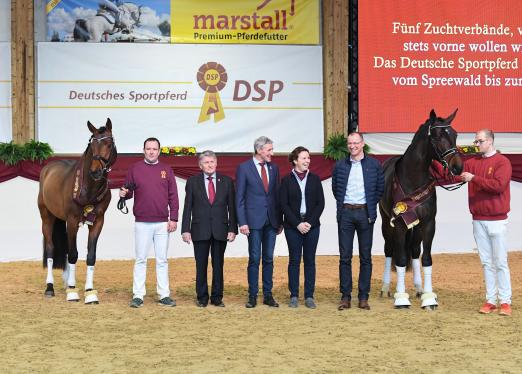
[120,137,179,308]
[460,129,513,316]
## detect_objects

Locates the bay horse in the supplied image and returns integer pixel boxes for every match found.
[38,119,117,304]
[73,2,142,42]
[379,109,463,309]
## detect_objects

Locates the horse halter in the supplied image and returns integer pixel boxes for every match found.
[427,123,458,170]
[428,123,464,191]
[89,134,115,178]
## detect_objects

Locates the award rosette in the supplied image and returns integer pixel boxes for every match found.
[197,62,227,123]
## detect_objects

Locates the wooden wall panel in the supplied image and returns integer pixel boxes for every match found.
[322,0,349,141]
[11,0,35,144]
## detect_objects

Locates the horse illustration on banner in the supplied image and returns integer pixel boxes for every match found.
[73,1,142,42]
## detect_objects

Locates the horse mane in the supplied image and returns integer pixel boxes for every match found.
[402,118,432,157]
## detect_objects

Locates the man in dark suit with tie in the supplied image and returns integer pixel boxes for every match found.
[181,150,238,307]
[236,136,282,308]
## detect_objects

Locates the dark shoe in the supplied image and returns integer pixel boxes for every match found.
[130,297,143,308]
[358,299,370,310]
[196,299,208,307]
[211,299,225,307]
[263,295,279,307]
[304,297,317,309]
[245,296,257,308]
[158,297,176,307]
[338,298,351,310]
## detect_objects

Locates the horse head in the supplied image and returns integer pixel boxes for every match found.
[427,109,463,176]
[87,118,117,181]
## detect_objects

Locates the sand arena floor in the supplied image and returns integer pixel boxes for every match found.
[1,253,521,373]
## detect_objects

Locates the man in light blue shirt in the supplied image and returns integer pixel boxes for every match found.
[331,132,384,311]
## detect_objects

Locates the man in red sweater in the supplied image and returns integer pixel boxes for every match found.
[460,129,512,316]
[120,137,179,308]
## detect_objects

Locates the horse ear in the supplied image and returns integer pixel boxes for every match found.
[105,118,112,131]
[87,121,97,134]
[429,109,436,121]
[445,108,458,124]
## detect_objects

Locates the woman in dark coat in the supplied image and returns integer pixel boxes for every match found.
[280,146,325,308]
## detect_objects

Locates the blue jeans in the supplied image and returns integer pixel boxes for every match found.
[247,222,277,297]
[338,207,374,301]
[285,226,320,299]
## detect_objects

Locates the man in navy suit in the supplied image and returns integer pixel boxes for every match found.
[236,136,282,308]
[181,150,238,307]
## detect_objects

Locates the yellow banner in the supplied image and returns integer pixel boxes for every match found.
[170,0,319,45]
[46,0,62,14]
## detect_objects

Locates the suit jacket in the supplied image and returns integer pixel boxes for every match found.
[181,172,238,241]
[280,171,325,229]
[235,158,281,230]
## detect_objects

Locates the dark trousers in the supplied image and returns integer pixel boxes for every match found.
[193,238,227,303]
[284,226,320,299]
[338,207,374,301]
[247,221,277,298]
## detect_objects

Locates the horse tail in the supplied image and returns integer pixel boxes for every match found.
[42,219,68,269]
[73,19,89,41]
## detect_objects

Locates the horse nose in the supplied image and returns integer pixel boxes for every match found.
[449,155,464,176]
[90,169,103,180]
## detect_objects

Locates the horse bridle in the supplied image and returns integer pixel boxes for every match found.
[90,134,116,178]
[428,123,459,171]
[428,123,464,191]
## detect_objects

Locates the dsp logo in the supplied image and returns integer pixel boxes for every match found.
[233,80,284,102]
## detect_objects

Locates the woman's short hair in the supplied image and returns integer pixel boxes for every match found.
[288,146,309,164]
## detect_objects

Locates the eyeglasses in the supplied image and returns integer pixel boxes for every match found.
[473,139,487,145]
[347,141,362,146]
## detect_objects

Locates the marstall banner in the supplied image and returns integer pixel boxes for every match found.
[170,0,320,45]
[46,0,170,42]
[37,43,323,153]
[0,43,12,142]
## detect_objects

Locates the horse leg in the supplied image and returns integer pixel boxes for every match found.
[381,242,393,298]
[393,232,411,308]
[84,217,104,304]
[40,207,56,297]
[380,213,393,298]
[65,219,80,302]
[420,220,438,310]
[411,228,423,298]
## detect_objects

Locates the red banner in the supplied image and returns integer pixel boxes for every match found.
[359,0,522,133]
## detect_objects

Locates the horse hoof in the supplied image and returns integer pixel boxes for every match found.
[66,287,80,302]
[420,292,438,309]
[422,305,437,311]
[393,292,411,308]
[44,283,55,297]
[85,289,99,304]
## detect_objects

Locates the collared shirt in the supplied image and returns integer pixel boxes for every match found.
[483,149,497,158]
[292,169,308,215]
[253,157,270,183]
[203,172,217,199]
[144,158,159,165]
[344,155,366,204]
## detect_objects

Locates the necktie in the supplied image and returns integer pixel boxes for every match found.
[207,176,215,204]
[259,162,269,193]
